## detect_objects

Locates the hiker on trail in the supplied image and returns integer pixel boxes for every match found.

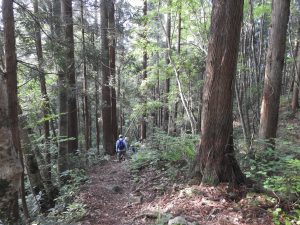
[116,134,127,162]
[130,145,135,155]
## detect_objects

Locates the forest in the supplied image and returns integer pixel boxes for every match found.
[0,0,300,224]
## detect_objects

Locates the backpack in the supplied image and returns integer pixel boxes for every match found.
[118,139,125,150]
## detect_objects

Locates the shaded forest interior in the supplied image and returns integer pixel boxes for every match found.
[0,0,300,224]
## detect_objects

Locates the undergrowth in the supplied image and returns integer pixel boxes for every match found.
[129,129,199,182]
[13,149,108,225]
[241,138,300,224]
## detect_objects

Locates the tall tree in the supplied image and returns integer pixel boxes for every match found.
[101,0,114,155]
[81,0,90,152]
[258,0,290,147]
[34,0,52,180]
[0,63,22,223]
[108,0,118,144]
[61,0,78,154]
[58,74,69,179]
[193,0,245,188]
[3,0,29,219]
[141,0,147,140]
[292,16,300,113]
[163,0,171,133]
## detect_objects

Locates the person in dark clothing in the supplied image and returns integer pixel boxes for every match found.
[116,134,127,162]
[130,145,135,155]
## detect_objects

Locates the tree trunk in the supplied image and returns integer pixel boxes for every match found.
[173,2,181,135]
[141,0,147,140]
[108,0,118,144]
[34,0,52,180]
[3,0,29,219]
[81,0,90,152]
[163,0,171,133]
[95,72,100,154]
[101,0,114,155]
[58,74,69,179]
[258,0,290,147]
[292,17,300,113]
[18,107,44,196]
[193,0,245,188]
[0,61,22,223]
[61,0,78,154]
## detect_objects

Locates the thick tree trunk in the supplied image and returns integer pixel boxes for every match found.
[101,0,114,155]
[61,0,78,154]
[108,0,118,144]
[193,0,245,188]
[3,0,29,219]
[258,0,290,147]
[0,66,22,223]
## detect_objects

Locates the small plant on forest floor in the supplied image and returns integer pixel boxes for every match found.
[47,168,89,222]
[152,207,172,225]
[244,139,300,223]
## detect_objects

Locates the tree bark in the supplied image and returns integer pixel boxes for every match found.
[0,62,22,223]
[81,0,90,153]
[61,0,78,154]
[3,0,29,219]
[193,0,245,188]
[101,0,114,155]
[292,16,300,113]
[258,0,290,147]
[108,0,118,144]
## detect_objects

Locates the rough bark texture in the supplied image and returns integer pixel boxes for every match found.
[258,0,290,145]
[108,0,118,145]
[0,71,22,222]
[61,0,78,154]
[2,0,29,220]
[101,0,114,155]
[194,0,245,187]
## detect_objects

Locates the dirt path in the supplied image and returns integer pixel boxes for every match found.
[78,156,276,225]
[78,156,138,225]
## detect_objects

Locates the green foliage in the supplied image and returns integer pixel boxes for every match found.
[245,139,300,207]
[253,2,272,19]
[268,208,282,225]
[152,207,173,225]
[130,129,199,181]
[47,168,89,223]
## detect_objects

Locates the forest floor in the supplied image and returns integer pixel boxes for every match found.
[77,155,280,225]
